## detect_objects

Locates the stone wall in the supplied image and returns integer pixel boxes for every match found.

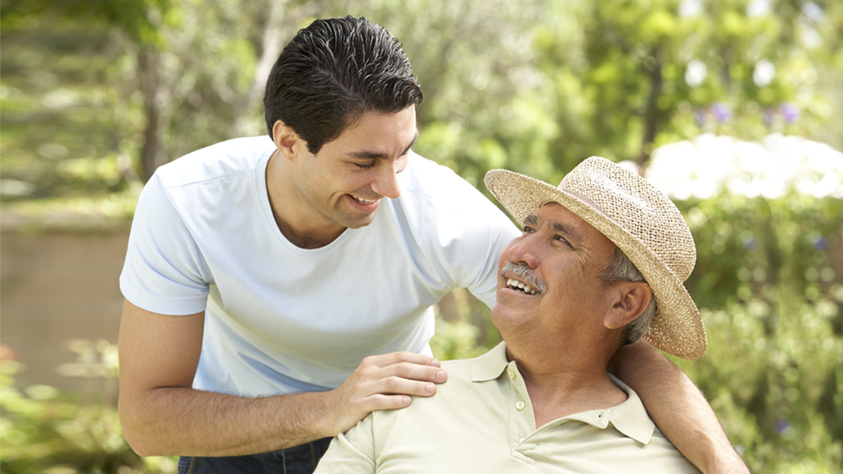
[1,229,130,390]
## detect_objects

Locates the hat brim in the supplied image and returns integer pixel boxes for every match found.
[485,169,706,360]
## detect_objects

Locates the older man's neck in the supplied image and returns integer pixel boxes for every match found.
[509,345,628,428]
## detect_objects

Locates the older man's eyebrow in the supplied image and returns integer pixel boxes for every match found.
[347,132,418,159]
[522,214,539,227]
[522,214,581,240]
[523,213,578,234]
[549,220,582,241]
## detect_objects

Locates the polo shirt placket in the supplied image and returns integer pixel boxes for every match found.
[504,361,541,465]
[499,355,659,468]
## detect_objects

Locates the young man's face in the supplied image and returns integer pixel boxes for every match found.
[492,203,617,343]
[289,106,418,234]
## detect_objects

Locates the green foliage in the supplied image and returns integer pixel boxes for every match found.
[2,0,842,472]
[525,0,840,172]
[1,0,174,46]
[3,0,841,205]
[671,192,843,472]
[0,9,139,203]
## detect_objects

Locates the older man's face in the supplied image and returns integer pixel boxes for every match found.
[492,203,617,342]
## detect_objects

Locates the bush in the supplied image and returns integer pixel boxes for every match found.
[0,342,177,474]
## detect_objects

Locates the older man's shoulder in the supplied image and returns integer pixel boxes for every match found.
[439,356,477,374]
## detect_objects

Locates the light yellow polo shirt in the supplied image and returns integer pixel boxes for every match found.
[314,343,700,473]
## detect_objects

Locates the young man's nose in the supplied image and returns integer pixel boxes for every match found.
[371,159,404,199]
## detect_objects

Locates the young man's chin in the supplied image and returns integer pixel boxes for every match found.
[338,211,379,230]
[339,195,382,228]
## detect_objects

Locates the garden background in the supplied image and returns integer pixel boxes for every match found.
[1,0,842,472]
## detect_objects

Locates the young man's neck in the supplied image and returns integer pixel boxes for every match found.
[265,151,346,249]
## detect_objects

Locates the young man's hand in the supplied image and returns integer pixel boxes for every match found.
[322,352,448,436]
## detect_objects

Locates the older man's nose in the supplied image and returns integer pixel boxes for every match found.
[508,237,540,269]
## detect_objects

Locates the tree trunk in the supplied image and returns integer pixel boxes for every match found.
[637,56,663,170]
[138,46,163,181]
[233,0,288,137]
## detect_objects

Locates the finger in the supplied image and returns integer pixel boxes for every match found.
[369,376,440,398]
[380,362,448,384]
[364,393,414,412]
[362,351,441,369]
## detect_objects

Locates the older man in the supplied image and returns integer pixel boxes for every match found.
[314,157,724,473]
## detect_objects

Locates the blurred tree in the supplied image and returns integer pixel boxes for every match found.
[3,0,839,198]
[1,0,172,197]
[530,0,838,174]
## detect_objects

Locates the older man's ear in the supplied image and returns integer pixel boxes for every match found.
[603,282,653,330]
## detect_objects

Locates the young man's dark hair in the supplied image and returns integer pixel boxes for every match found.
[263,16,423,154]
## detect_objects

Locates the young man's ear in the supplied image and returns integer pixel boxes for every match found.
[603,282,652,330]
[272,120,304,161]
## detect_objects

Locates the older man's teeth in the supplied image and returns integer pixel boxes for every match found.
[351,195,377,204]
[506,278,538,295]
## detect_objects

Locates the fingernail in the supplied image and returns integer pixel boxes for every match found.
[430,359,441,367]
[436,370,446,382]
[403,396,412,406]
[425,383,436,394]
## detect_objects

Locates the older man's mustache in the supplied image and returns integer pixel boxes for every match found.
[500,262,548,294]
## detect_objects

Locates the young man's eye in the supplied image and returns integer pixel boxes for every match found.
[354,162,376,170]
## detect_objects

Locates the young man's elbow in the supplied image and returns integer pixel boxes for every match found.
[118,402,171,457]
[123,433,160,457]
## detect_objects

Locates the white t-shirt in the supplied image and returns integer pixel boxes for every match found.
[120,136,519,397]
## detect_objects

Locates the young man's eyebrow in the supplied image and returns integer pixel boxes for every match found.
[347,132,418,159]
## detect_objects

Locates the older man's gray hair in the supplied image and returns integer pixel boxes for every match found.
[600,246,657,346]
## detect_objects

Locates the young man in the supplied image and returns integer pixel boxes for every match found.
[313,157,735,473]
[117,16,747,474]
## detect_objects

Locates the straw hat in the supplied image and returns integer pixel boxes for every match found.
[485,157,706,360]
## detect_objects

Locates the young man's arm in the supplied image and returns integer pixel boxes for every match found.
[117,299,446,456]
[610,340,749,474]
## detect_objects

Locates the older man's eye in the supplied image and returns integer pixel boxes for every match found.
[554,234,572,245]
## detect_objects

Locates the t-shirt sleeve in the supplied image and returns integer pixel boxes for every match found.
[424,173,520,309]
[463,206,520,309]
[119,174,211,315]
[314,416,377,474]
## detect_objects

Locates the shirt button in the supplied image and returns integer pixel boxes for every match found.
[507,369,516,380]
[515,401,526,410]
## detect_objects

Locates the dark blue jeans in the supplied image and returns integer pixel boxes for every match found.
[177,438,332,474]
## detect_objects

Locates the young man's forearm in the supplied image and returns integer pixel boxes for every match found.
[120,387,334,457]
[118,301,447,458]
[610,340,750,474]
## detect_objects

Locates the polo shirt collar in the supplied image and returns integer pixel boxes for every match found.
[469,342,655,445]
[470,342,509,382]
[559,374,655,445]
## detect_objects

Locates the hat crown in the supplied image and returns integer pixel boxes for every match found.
[560,157,696,282]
